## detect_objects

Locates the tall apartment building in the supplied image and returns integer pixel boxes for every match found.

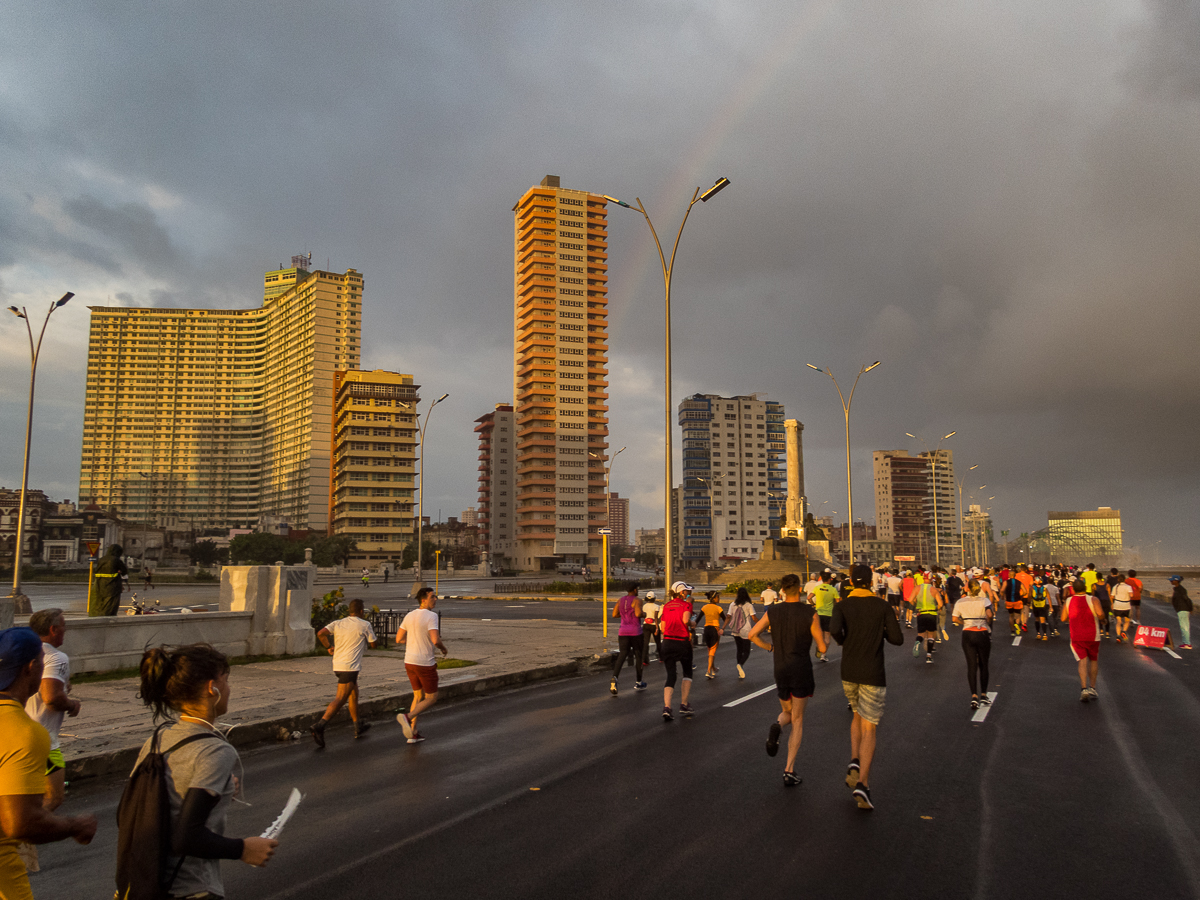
[79,258,362,532]
[329,370,418,565]
[873,450,931,561]
[677,393,786,566]
[474,404,515,569]
[511,176,609,572]
[607,492,629,548]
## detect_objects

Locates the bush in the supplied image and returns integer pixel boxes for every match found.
[194,569,219,583]
[311,587,348,630]
[724,579,774,596]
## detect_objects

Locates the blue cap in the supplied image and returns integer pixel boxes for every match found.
[0,627,43,690]
[1169,575,1183,583]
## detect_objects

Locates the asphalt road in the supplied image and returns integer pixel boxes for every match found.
[27,599,1200,900]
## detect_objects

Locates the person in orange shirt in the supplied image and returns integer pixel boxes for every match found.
[1126,569,1144,627]
[901,571,917,628]
[1014,566,1035,631]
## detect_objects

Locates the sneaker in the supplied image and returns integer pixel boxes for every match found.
[1182,644,1193,650]
[610,680,618,695]
[979,695,991,706]
[737,664,746,679]
[817,653,828,663]
[971,696,979,710]
[1087,687,1098,700]
[634,681,647,691]
[853,784,874,810]
[926,654,933,664]
[662,707,674,721]
[407,732,426,744]
[705,672,715,680]
[782,771,802,787]
[397,712,414,740]
[905,620,912,629]
[913,640,922,657]
[680,704,695,717]
[310,720,326,749]
[354,721,371,739]
[1080,689,1091,703]
[766,722,782,757]
[845,761,860,789]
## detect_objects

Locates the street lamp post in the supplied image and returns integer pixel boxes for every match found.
[589,446,625,638]
[5,291,73,622]
[806,361,881,566]
[905,431,956,567]
[955,467,980,568]
[415,392,449,583]
[604,177,730,593]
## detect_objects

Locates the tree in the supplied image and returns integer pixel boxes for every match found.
[310,534,356,567]
[190,540,226,566]
[229,533,292,565]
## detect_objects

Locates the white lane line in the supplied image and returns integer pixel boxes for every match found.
[506,605,526,608]
[971,692,997,723]
[1165,647,1182,659]
[1012,636,1021,646]
[481,618,492,621]
[724,685,776,707]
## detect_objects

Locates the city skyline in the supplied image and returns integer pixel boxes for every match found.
[1,4,1198,562]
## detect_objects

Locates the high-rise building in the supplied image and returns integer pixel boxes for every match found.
[873,450,931,562]
[474,404,515,569]
[79,258,362,532]
[511,176,609,572]
[917,448,958,563]
[329,370,418,565]
[677,393,786,566]
[963,504,993,567]
[460,507,478,527]
[1047,508,1122,563]
[607,492,629,547]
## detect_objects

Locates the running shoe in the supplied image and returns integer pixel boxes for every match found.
[816,653,828,663]
[397,711,414,739]
[634,681,647,691]
[925,654,933,665]
[766,722,782,757]
[610,680,618,695]
[354,721,371,739]
[979,695,991,706]
[971,696,979,710]
[905,620,912,629]
[1087,687,1098,700]
[310,720,326,749]
[1080,688,1091,703]
[845,761,860,789]
[407,732,426,744]
[680,704,695,717]
[783,771,802,787]
[662,707,673,721]
[853,784,874,810]
[913,639,922,657]
[705,672,715,680]
[737,664,746,679]
[1182,644,1193,650]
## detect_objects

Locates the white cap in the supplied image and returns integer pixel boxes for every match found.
[644,591,656,600]
[671,580,693,594]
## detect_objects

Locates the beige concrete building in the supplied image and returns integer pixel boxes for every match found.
[329,370,419,565]
[511,176,610,572]
[474,404,516,569]
[79,258,361,532]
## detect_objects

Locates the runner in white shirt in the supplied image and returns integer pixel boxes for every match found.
[312,598,378,746]
[760,583,779,607]
[1111,575,1135,643]
[397,587,448,743]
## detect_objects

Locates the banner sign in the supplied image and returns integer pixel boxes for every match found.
[894,555,917,562]
[1133,625,1173,649]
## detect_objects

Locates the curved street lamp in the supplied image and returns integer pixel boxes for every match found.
[905,430,956,567]
[590,446,625,637]
[806,361,880,565]
[605,177,730,591]
[415,392,449,583]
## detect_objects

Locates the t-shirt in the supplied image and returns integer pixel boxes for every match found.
[802,580,821,599]
[759,587,778,606]
[886,575,902,595]
[133,721,239,899]
[400,608,441,667]
[811,584,839,616]
[953,597,991,631]
[324,615,377,672]
[1068,594,1101,641]
[829,590,904,687]
[1082,570,1100,593]
[1045,582,1061,605]
[642,601,660,625]
[1015,572,1034,597]
[1,699,50,899]
[914,583,939,614]
[726,601,755,638]
[659,599,694,640]
[25,642,70,750]
[944,575,964,603]
[700,602,724,628]
[1126,577,1143,602]
[1111,583,1133,611]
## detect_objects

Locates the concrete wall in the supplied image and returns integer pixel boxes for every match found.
[62,611,254,674]
[219,565,316,656]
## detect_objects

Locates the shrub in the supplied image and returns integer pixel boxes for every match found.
[311,587,348,630]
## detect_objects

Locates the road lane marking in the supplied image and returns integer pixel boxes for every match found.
[724,685,776,707]
[971,692,997,723]
[1012,636,1021,646]
[1165,647,1182,659]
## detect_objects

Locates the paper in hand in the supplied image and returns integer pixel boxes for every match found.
[260,788,303,840]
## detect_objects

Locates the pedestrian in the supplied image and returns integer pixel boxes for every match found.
[1110,575,1134,643]
[943,567,965,640]
[1014,565,1034,632]
[1029,578,1051,640]
[1061,578,1102,701]
[361,567,370,588]
[759,582,779,608]
[383,567,389,584]
[901,569,917,628]
[143,568,154,591]
[610,582,645,695]
[1001,569,1025,637]
[1092,576,1112,640]
[829,565,904,810]
[810,571,840,663]
[88,543,128,616]
[640,591,661,666]
[699,591,726,679]
[18,609,83,874]
[396,587,448,743]
[1044,577,1062,637]
[132,643,277,897]
[0,628,97,900]
[911,575,944,664]
[884,568,903,623]
[1169,576,1193,650]
[1081,563,1100,595]
[658,582,696,720]
[1125,569,1143,627]
[726,587,757,679]
[311,599,379,747]
[748,573,826,787]
[952,580,994,709]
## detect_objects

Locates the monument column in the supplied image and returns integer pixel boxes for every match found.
[785,419,806,533]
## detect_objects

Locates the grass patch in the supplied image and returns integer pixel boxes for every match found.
[437,658,476,670]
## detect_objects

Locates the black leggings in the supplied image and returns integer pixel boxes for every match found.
[660,639,693,689]
[613,634,644,680]
[641,623,660,665]
[734,636,752,666]
[962,630,991,696]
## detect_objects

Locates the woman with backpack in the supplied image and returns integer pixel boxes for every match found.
[726,587,758,679]
[122,644,277,899]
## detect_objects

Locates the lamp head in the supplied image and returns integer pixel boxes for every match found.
[805,364,823,372]
[8,306,25,318]
[905,433,915,439]
[864,361,881,372]
[602,195,632,209]
[943,431,956,439]
[699,177,730,202]
[435,393,449,404]
[55,292,74,308]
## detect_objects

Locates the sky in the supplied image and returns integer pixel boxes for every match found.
[1,0,1197,564]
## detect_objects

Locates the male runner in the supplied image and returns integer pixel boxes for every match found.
[901,570,917,628]
[759,582,779,608]
[1081,564,1100,594]
[659,582,696,719]
[810,572,840,663]
[1125,570,1143,627]
[748,573,826,786]
[1044,577,1062,637]
[911,576,943,664]
[1092,576,1112,640]
[942,567,964,641]
[829,565,903,810]
[885,569,903,624]
[1061,578,1102,701]
[313,598,378,746]
[397,588,448,743]
[1002,571,1026,637]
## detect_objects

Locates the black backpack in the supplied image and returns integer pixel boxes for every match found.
[115,724,219,900]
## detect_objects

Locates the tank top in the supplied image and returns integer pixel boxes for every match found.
[767,602,815,669]
[914,584,938,614]
[617,594,641,636]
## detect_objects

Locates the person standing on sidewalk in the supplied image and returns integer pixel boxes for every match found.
[1170,576,1193,650]
[311,599,379,747]
[829,565,904,811]
[952,580,994,710]
[396,588,448,743]
[19,610,82,874]
[610,583,645,695]
[659,582,696,720]
[1061,578,1102,701]
[0,628,97,900]
[87,544,128,617]
[640,592,661,666]
[727,588,757,679]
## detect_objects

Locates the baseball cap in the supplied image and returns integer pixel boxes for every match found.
[671,581,693,594]
[0,627,43,691]
[644,591,656,600]
[1169,575,1183,583]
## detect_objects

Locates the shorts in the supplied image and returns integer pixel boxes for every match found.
[1071,640,1100,662]
[1032,606,1048,619]
[405,663,439,694]
[1005,601,1023,611]
[887,593,902,608]
[843,681,886,725]
[1112,608,1129,618]
[1130,600,1141,607]
[818,614,832,633]
[774,663,815,701]
[46,748,65,776]
[916,614,938,632]
[704,625,720,647]
[334,670,360,685]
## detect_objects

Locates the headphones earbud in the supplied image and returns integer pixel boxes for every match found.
[211,687,221,703]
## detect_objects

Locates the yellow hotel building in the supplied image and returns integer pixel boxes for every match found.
[512,176,610,571]
[78,260,362,532]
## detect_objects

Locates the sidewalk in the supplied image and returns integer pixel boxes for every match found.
[60,619,615,781]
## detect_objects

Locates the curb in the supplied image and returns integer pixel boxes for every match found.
[64,656,612,783]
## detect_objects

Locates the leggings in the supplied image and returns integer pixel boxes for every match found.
[962,630,991,696]
[613,634,644,680]
[660,639,693,689]
[642,623,661,665]
[734,636,752,666]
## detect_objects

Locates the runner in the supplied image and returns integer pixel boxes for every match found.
[1015,565,1035,632]
[1002,570,1025,637]
[1092,576,1112,640]
[942,567,965,642]
[1169,576,1193,649]
[640,591,661,666]
[1029,578,1051,640]
[901,569,917,628]
[396,587,448,743]
[726,588,757,679]
[361,567,370,588]
[952,580,994,709]
[911,576,943,664]
[885,569,903,624]
[312,598,379,746]
[1081,563,1100,594]
[748,573,826,786]
[700,591,727,679]
[1110,574,1133,643]
[1125,569,1143,627]
[610,582,645,694]
[1044,577,1062,637]
[829,565,904,810]
[659,582,696,720]
[1061,578,1102,701]
[810,572,840,663]
[759,582,779,608]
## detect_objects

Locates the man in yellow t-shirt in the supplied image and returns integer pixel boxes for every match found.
[0,628,96,899]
